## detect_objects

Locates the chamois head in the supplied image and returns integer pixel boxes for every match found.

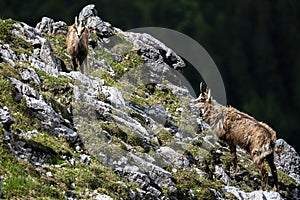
[193,82,212,112]
[192,82,212,116]
[73,17,87,39]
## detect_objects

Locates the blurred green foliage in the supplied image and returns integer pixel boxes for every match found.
[0,0,299,151]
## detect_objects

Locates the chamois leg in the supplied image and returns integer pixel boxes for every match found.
[256,160,268,190]
[71,58,78,71]
[266,153,278,191]
[229,144,238,173]
[80,57,89,76]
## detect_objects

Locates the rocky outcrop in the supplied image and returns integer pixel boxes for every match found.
[0,105,14,131]
[10,20,63,76]
[0,4,298,200]
[9,77,79,144]
[0,44,18,66]
[79,4,113,38]
[275,138,300,184]
[19,67,41,85]
[36,17,68,35]
[224,186,283,200]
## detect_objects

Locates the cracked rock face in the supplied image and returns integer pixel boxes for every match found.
[0,105,14,130]
[9,77,79,145]
[121,31,185,70]
[4,19,64,76]
[0,44,18,66]
[0,4,298,200]
[78,4,113,38]
[19,67,41,85]
[224,186,283,200]
[36,17,68,35]
[275,138,300,184]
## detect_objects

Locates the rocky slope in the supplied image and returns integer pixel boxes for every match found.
[0,4,299,200]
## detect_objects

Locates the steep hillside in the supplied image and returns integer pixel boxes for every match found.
[0,4,299,200]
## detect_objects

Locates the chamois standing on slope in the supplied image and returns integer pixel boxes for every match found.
[193,83,278,190]
[66,17,89,75]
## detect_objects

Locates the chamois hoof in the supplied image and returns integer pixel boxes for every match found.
[272,185,278,192]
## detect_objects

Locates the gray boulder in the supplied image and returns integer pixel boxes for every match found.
[121,31,185,70]
[0,44,18,66]
[78,4,98,23]
[224,186,283,200]
[19,67,41,85]
[275,138,300,184]
[114,153,177,199]
[39,38,61,74]
[145,104,168,125]
[11,21,63,76]
[214,165,231,185]
[0,105,14,130]
[36,17,68,35]
[78,4,113,38]
[9,77,79,144]
[102,86,126,108]
[156,146,190,169]
[12,22,42,48]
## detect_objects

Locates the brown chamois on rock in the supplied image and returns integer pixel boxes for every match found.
[193,83,278,191]
[66,17,89,75]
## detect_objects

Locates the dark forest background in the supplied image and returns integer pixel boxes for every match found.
[1,0,299,152]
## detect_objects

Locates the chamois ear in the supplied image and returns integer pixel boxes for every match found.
[207,89,212,101]
[75,16,78,26]
[200,82,207,94]
[199,82,203,94]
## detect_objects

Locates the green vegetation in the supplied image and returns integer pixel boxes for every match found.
[0,135,138,199]
[100,120,144,151]
[95,48,143,82]
[128,110,147,126]
[0,65,41,132]
[45,33,72,71]
[173,169,222,199]
[0,135,64,198]
[128,83,181,118]
[155,128,173,146]
[0,9,299,199]
[0,20,140,199]
[37,69,73,121]
[0,18,32,55]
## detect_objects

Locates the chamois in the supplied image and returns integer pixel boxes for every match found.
[193,83,278,190]
[66,17,89,75]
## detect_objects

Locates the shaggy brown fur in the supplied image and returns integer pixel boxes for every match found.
[193,83,278,190]
[66,17,89,75]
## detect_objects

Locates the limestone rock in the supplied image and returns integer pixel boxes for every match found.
[214,165,231,185]
[19,67,41,85]
[275,138,300,184]
[145,104,168,125]
[0,44,18,66]
[78,4,113,38]
[224,186,283,200]
[121,31,185,69]
[102,86,126,108]
[9,77,79,144]
[0,105,14,130]
[36,17,68,35]
[12,22,42,48]
[78,4,98,23]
